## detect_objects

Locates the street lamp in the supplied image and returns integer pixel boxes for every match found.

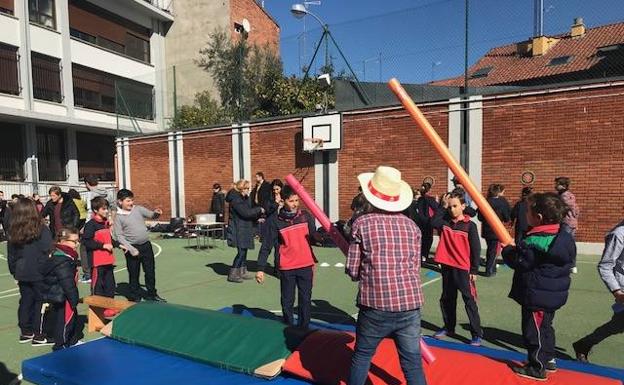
[290,3,370,105]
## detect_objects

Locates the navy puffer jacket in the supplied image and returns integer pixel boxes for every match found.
[502,225,576,311]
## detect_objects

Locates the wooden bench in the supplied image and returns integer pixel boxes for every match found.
[82,295,136,332]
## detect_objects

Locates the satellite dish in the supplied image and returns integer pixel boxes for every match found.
[242,18,251,33]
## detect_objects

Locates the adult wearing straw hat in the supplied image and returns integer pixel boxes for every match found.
[346,166,427,385]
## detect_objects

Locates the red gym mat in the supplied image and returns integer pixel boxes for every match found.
[283,330,620,385]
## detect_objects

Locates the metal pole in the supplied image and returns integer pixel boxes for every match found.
[463,0,469,92]
[378,52,382,82]
[172,65,177,121]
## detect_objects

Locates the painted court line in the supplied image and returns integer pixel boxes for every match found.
[0,242,163,300]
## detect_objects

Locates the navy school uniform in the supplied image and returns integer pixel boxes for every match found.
[478,196,511,276]
[431,208,483,338]
[502,225,575,372]
[257,208,318,329]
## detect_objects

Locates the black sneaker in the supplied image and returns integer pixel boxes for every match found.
[545,359,557,373]
[512,365,547,381]
[19,333,34,343]
[572,342,590,363]
[32,336,55,347]
[145,295,167,303]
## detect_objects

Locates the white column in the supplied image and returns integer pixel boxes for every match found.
[167,131,185,218]
[447,97,462,191]
[115,137,131,189]
[313,150,339,222]
[468,95,483,194]
[241,123,251,182]
[66,128,79,186]
[231,125,241,182]
[57,0,74,115]
[16,0,33,110]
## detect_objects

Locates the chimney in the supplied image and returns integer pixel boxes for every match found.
[571,17,586,38]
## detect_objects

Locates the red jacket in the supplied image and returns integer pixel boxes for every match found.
[82,215,116,267]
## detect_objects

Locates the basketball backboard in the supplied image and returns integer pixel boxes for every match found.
[302,113,342,152]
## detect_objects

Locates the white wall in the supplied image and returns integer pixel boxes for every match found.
[29,24,62,58]
[0,14,20,46]
[33,100,67,116]
[71,39,156,85]
[0,94,25,110]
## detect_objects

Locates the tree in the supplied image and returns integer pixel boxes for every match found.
[189,29,332,125]
[170,91,228,129]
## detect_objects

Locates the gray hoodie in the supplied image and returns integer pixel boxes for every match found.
[87,186,114,211]
[113,205,159,256]
[598,221,624,293]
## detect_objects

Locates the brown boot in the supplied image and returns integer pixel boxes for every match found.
[240,266,253,280]
[227,268,243,283]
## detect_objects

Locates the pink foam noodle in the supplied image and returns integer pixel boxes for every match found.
[285,174,436,365]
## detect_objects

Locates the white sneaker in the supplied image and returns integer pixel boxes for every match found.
[571,267,578,274]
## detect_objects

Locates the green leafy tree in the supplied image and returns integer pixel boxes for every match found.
[170,91,228,129]
[170,30,338,129]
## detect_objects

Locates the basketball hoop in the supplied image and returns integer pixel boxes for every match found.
[422,176,436,187]
[303,137,324,153]
[521,171,536,185]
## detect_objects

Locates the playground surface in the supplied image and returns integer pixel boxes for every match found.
[0,236,622,384]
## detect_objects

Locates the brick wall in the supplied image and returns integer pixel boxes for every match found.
[249,120,316,200]
[230,0,280,53]
[338,106,450,219]
[183,129,234,216]
[481,85,624,242]
[128,137,171,219]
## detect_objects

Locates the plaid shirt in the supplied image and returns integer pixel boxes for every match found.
[347,213,424,312]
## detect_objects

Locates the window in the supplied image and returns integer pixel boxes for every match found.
[0,123,25,182]
[29,0,56,29]
[31,52,62,102]
[70,28,96,44]
[597,44,624,57]
[547,56,573,66]
[470,66,493,79]
[72,64,154,119]
[0,0,14,15]
[0,43,19,95]
[98,36,124,55]
[36,127,66,181]
[77,132,115,181]
[125,33,150,62]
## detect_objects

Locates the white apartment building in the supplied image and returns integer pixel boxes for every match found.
[0,0,173,196]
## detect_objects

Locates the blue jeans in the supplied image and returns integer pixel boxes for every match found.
[232,248,248,268]
[349,307,427,385]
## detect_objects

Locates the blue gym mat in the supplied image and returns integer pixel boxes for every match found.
[23,307,624,385]
[22,338,311,385]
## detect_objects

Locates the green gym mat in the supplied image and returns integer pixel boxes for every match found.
[109,302,306,378]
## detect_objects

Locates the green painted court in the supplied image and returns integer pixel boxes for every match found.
[0,237,622,384]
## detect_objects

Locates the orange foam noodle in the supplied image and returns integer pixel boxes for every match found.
[388,78,513,246]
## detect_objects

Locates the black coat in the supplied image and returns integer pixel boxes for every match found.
[42,193,80,237]
[7,226,53,282]
[210,191,226,217]
[502,229,575,311]
[250,180,272,208]
[511,200,529,238]
[40,247,79,307]
[478,196,511,240]
[226,190,262,250]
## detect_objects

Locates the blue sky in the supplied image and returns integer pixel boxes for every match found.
[262,0,624,83]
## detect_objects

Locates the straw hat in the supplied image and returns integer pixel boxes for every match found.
[357,166,413,212]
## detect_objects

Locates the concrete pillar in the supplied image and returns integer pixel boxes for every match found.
[468,95,483,194]
[57,0,74,115]
[16,0,33,109]
[115,137,131,189]
[66,128,79,186]
[447,97,462,191]
[231,123,251,182]
[314,150,339,222]
[167,131,185,218]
